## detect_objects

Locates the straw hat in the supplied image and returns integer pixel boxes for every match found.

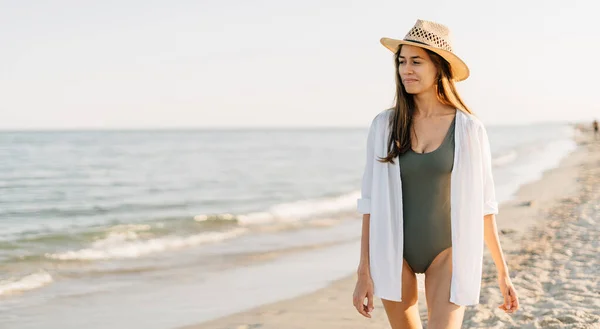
[380,19,470,81]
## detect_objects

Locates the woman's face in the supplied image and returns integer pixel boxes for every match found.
[398,45,438,95]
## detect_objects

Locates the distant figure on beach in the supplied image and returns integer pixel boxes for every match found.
[352,19,519,328]
[594,119,598,140]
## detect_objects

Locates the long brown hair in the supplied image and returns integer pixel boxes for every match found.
[378,45,473,164]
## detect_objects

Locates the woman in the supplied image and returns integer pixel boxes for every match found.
[352,19,520,329]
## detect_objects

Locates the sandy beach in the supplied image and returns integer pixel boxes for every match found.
[185,130,600,329]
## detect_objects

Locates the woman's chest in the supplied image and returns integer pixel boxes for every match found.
[410,115,456,153]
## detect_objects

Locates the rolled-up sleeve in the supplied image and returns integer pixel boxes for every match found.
[479,124,499,216]
[357,116,377,214]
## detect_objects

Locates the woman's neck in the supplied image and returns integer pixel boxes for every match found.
[412,88,450,118]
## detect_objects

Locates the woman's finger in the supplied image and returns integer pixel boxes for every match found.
[358,301,370,317]
[510,286,520,311]
[367,291,374,312]
[503,286,511,310]
[354,293,369,317]
[353,294,361,313]
[362,304,372,318]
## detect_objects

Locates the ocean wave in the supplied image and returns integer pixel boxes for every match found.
[193,213,238,223]
[107,224,152,232]
[0,272,53,296]
[492,150,518,167]
[0,201,194,220]
[235,191,360,225]
[3,223,154,248]
[93,223,154,247]
[193,191,360,227]
[45,228,248,261]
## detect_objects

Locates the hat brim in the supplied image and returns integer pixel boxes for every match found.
[380,37,470,82]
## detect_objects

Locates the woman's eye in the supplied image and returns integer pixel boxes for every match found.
[413,62,421,65]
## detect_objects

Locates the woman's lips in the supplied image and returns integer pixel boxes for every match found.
[404,79,418,83]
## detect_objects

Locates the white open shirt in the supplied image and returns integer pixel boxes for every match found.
[357,108,499,306]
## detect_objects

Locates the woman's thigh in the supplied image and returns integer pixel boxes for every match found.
[424,247,466,329]
[381,259,423,329]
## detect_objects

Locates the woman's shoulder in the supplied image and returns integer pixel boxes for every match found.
[457,109,486,131]
[376,107,394,120]
[366,108,394,129]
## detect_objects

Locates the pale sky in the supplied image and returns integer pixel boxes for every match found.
[1,0,598,129]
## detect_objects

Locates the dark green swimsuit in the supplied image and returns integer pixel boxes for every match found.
[399,115,455,274]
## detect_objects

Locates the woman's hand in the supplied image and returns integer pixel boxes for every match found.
[352,272,374,318]
[497,273,519,313]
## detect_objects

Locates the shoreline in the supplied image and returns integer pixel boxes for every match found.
[179,132,599,329]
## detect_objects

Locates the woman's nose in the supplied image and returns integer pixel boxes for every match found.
[400,64,414,74]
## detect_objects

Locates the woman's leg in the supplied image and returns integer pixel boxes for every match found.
[424,247,466,329]
[381,259,423,329]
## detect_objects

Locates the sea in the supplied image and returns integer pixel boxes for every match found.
[0,121,577,329]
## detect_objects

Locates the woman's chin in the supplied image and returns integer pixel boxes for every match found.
[404,85,429,95]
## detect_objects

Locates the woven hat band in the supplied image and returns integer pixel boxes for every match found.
[404,26,453,52]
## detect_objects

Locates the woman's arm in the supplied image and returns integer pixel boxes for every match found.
[483,213,508,276]
[353,213,374,318]
[484,213,519,313]
[357,214,371,276]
